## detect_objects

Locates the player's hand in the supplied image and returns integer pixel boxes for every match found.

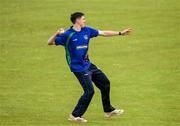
[121,28,132,36]
[56,28,65,35]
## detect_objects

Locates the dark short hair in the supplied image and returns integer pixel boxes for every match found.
[70,12,85,24]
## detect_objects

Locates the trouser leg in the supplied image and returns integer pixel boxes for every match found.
[72,71,94,117]
[91,64,115,112]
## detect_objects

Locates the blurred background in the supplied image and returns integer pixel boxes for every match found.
[0,0,179,125]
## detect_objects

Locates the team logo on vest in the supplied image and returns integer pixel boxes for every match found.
[76,45,88,50]
[84,35,88,40]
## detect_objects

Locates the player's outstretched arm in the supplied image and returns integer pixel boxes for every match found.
[47,28,64,45]
[98,28,132,37]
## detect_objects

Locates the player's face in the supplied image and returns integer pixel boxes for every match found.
[76,16,86,27]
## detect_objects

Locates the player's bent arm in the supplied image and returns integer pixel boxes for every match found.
[47,28,65,45]
[48,34,56,45]
[98,28,132,37]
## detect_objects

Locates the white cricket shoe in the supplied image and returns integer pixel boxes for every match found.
[68,114,87,123]
[105,109,124,118]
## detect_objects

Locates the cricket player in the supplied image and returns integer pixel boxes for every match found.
[48,12,132,122]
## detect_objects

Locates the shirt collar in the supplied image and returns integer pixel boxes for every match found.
[70,26,85,33]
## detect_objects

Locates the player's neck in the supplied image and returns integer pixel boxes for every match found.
[72,24,82,32]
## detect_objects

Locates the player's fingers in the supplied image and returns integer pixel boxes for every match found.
[125,30,131,35]
[58,28,65,34]
[59,28,64,31]
[128,28,132,31]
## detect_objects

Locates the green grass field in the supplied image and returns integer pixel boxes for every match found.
[0,0,180,125]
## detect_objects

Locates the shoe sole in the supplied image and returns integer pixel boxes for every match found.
[68,118,87,123]
[105,109,124,118]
